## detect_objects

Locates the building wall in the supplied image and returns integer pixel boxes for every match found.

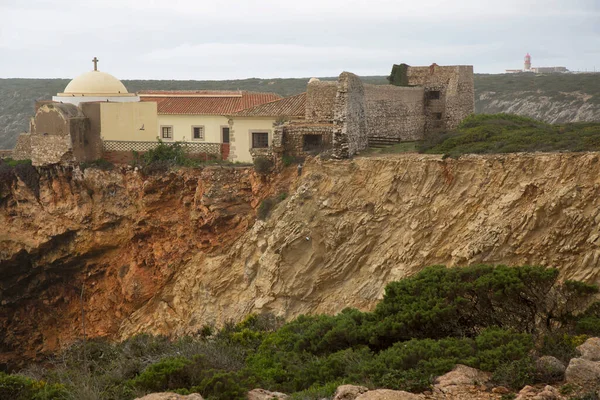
[156,114,229,143]
[407,65,474,132]
[96,102,158,141]
[332,72,368,158]
[305,80,337,123]
[25,103,103,166]
[278,124,333,157]
[364,84,426,141]
[228,117,275,163]
[11,134,32,160]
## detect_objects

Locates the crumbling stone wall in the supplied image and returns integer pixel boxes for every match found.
[27,103,100,166]
[364,84,425,141]
[332,72,368,158]
[407,65,474,132]
[11,134,32,160]
[280,123,333,157]
[305,80,337,123]
[30,135,73,165]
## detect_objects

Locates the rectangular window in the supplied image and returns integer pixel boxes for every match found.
[192,126,204,141]
[434,112,443,120]
[252,132,269,148]
[161,126,173,140]
[222,126,230,144]
[427,90,441,100]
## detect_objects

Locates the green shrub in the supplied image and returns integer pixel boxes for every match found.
[370,265,563,347]
[253,157,273,174]
[282,155,296,167]
[143,140,190,166]
[491,357,536,390]
[0,373,69,400]
[2,158,32,167]
[130,357,192,392]
[290,381,344,400]
[257,193,287,220]
[475,328,533,371]
[576,317,600,336]
[539,334,585,364]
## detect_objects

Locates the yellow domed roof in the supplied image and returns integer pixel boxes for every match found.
[63,70,129,95]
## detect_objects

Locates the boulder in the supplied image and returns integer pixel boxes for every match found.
[536,356,566,380]
[492,387,510,394]
[247,388,289,399]
[355,389,422,400]
[515,385,562,400]
[515,385,537,399]
[434,364,491,388]
[576,337,600,361]
[134,393,204,400]
[333,385,369,400]
[565,357,600,385]
[533,385,561,400]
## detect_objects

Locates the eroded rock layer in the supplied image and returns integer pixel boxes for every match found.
[119,153,600,338]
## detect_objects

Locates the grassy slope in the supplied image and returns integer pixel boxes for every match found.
[420,113,600,157]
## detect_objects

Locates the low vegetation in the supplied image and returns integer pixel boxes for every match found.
[253,156,274,175]
[420,114,600,157]
[4,265,600,400]
[130,141,227,174]
[257,192,287,220]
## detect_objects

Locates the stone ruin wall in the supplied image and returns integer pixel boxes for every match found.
[364,84,426,141]
[305,80,337,123]
[407,65,474,131]
[11,134,32,160]
[332,72,368,159]
[17,103,102,166]
[281,124,333,157]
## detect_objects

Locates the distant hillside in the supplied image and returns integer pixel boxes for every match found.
[474,73,600,124]
[1,73,600,149]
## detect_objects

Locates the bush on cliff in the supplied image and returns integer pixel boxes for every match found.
[419,113,600,157]
[253,156,273,174]
[0,372,69,400]
[257,192,287,220]
[8,265,600,399]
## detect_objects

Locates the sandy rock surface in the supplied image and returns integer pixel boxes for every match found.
[576,337,600,361]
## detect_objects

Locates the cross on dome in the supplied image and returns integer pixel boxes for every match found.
[92,57,99,71]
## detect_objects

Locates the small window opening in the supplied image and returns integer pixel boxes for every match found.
[434,112,443,120]
[427,90,441,100]
[303,135,323,152]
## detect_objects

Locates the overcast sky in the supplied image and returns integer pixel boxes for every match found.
[0,0,598,80]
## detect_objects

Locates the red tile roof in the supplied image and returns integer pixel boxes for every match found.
[139,90,281,115]
[232,93,306,118]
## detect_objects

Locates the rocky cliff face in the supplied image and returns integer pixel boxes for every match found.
[3,153,600,366]
[0,165,291,367]
[476,91,600,123]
